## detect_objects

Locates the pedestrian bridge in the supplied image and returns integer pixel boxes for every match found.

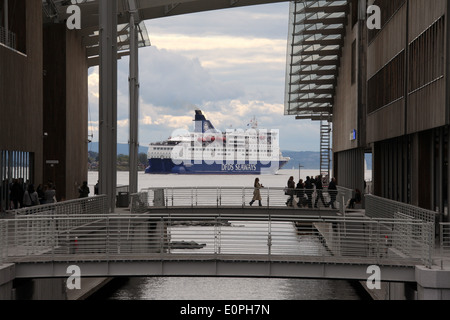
[1,187,448,285]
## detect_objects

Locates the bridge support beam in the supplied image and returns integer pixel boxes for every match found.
[415,266,450,300]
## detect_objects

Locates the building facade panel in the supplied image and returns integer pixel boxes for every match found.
[0,0,43,211]
[332,19,358,153]
[367,2,406,80]
[366,99,405,144]
[408,0,446,43]
[65,30,89,200]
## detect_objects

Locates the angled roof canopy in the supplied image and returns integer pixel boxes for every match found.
[42,0,152,67]
[285,0,349,120]
[42,0,291,67]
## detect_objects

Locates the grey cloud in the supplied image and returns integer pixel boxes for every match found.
[137,47,244,109]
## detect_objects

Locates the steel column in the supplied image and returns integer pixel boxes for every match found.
[99,0,118,212]
[128,1,140,195]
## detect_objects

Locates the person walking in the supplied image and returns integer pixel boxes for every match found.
[285,176,296,207]
[296,179,305,208]
[249,178,264,207]
[304,176,313,208]
[327,177,337,209]
[314,175,327,208]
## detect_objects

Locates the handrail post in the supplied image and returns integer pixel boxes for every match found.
[267,214,272,258]
[160,216,164,256]
[195,187,198,207]
[428,222,433,269]
[217,187,220,208]
[106,215,110,257]
[440,223,444,270]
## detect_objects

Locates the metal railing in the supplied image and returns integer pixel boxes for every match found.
[6,195,108,218]
[440,223,450,268]
[0,25,16,50]
[1,212,434,267]
[131,187,352,211]
[0,220,6,265]
[365,194,437,223]
[116,185,129,195]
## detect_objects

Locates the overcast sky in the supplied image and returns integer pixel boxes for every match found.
[87,3,321,152]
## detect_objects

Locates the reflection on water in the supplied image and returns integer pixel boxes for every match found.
[91,221,366,300]
[97,277,364,300]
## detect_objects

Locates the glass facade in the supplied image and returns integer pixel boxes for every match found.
[284,0,348,120]
[0,150,34,212]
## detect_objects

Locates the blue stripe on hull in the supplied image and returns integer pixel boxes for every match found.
[145,159,289,174]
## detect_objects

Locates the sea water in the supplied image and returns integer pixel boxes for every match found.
[87,169,371,300]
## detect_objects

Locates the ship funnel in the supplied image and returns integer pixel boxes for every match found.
[194,110,216,133]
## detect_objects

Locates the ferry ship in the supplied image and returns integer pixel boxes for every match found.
[145,110,290,174]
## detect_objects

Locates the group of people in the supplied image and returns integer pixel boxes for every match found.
[286,175,338,209]
[8,179,57,209]
[248,175,338,209]
[5,179,91,210]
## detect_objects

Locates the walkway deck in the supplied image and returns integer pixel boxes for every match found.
[1,192,448,285]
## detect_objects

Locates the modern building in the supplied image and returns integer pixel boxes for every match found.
[0,0,151,211]
[285,0,450,223]
[1,0,286,212]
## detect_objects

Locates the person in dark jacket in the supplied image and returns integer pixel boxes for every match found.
[304,176,313,208]
[314,175,327,208]
[327,178,337,209]
[10,179,24,209]
[348,189,362,209]
[286,176,296,207]
[296,179,305,208]
[78,181,90,198]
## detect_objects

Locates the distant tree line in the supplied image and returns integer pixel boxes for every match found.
[88,151,148,171]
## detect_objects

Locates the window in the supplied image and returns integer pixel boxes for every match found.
[0,0,26,53]
[351,40,357,84]
[367,51,405,114]
[0,150,34,212]
[351,0,358,27]
[408,17,445,93]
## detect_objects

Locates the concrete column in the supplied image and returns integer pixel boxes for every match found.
[0,264,15,300]
[99,0,118,212]
[415,266,450,300]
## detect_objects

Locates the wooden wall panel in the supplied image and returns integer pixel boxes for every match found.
[43,26,89,200]
[43,24,67,199]
[332,17,358,153]
[407,78,446,133]
[409,0,446,42]
[65,30,88,200]
[366,99,405,143]
[367,4,407,79]
[0,0,43,184]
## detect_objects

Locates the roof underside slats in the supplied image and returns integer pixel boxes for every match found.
[42,0,291,67]
[284,0,349,120]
